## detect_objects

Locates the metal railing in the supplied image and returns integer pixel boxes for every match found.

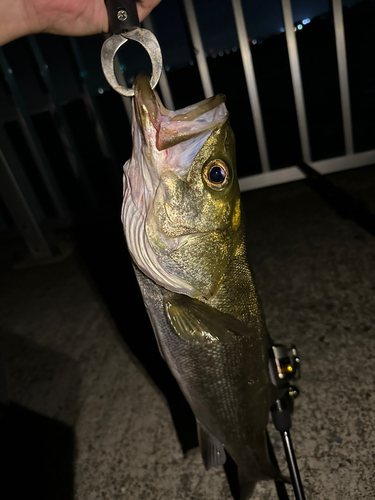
[182,0,375,190]
[0,0,374,258]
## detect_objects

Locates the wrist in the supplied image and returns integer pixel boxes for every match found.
[0,0,42,46]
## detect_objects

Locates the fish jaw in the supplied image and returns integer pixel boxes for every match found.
[122,74,242,298]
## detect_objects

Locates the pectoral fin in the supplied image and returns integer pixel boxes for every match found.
[163,293,252,344]
[197,419,226,470]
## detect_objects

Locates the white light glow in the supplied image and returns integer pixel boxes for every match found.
[297,24,303,30]
[302,18,311,25]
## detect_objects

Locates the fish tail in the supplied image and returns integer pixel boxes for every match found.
[237,449,282,499]
[238,465,283,500]
[238,469,257,500]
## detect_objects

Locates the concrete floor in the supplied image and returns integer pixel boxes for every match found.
[1,165,375,499]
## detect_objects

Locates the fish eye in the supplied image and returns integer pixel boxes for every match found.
[203,160,230,191]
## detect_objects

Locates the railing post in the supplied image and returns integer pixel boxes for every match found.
[0,48,69,220]
[182,0,214,98]
[231,0,270,173]
[332,0,354,155]
[0,148,52,259]
[142,17,175,110]
[280,0,311,164]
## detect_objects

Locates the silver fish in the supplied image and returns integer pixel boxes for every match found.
[122,73,280,499]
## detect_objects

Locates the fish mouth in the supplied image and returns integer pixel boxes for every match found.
[133,72,226,150]
[133,72,161,131]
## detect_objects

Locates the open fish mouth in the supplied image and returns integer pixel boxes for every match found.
[122,73,232,297]
[133,72,226,151]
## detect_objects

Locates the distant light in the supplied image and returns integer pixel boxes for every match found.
[219,51,224,57]
[119,63,126,71]
[252,39,257,45]
[98,87,104,94]
[297,24,303,30]
[212,53,217,59]
[280,27,285,33]
[189,59,194,66]
[165,65,170,72]
[247,36,251,42]
[225,49,230,55]
[232,46,238,52]
[209,48,214,53]
[302,18,311,25]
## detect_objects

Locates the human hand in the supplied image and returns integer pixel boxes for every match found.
[0,0,162,46]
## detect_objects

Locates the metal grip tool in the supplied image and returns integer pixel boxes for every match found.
[106,0,139,33]
[101,0,162,97]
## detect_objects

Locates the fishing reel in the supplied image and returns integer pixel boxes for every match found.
[268,344,305,500]
[270,344,301,401]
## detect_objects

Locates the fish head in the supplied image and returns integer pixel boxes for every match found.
[122,73,244,299]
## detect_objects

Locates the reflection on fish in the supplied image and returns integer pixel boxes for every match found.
[122,72,281,499]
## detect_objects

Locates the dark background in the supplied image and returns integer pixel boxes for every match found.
[1,1,375,499]
[1,0,375,231]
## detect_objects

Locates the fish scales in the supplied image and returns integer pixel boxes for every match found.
[205,235,266,326]
[122,73,281,499]
[134,266,275,484]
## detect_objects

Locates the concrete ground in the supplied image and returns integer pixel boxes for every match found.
[1,165,375,500]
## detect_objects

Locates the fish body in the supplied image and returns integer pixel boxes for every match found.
[122,73,280,498]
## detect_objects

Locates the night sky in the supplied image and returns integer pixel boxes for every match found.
[148,0,364,68]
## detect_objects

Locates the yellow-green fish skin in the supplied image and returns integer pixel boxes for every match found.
[122,73,280,499]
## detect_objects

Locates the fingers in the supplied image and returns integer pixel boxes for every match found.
[136,0,162,22]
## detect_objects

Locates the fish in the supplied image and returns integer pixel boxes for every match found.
[121,72,281,499]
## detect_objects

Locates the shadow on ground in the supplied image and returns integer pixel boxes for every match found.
[6,402,75,500]
[73,219,199,453]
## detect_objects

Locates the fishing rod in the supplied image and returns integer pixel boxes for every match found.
[269,344,306,500]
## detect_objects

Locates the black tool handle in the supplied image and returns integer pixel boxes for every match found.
[105,0,140,34]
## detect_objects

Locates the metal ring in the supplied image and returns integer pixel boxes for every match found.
[101,28,162,97]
